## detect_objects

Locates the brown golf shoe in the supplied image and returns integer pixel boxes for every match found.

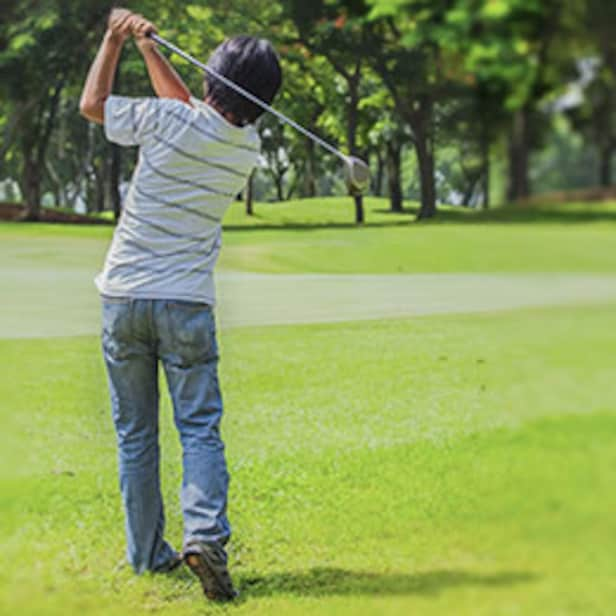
[184,543,238,602]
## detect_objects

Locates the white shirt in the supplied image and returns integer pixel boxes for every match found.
[96,95,259,304]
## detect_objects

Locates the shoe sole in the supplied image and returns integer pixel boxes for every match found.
[185,552,237,602]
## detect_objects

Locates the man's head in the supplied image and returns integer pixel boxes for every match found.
[205,36,282,127]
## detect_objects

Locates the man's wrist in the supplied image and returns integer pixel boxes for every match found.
[136,37,157,53]
[104,29,126,47]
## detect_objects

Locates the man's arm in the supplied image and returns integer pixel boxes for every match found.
[79,9,133,124]
[131,15,192,103]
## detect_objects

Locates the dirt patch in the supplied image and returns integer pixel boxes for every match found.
[0,203,114,225]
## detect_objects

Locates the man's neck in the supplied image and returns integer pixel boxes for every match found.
[204,96,242,127]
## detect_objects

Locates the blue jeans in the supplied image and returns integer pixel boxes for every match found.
[101,297,230,574]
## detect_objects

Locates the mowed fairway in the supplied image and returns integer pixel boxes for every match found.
[1,199,615,615]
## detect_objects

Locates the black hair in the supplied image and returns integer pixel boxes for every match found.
[205,36,282,126]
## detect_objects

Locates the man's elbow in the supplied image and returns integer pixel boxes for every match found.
[79,96,104,124]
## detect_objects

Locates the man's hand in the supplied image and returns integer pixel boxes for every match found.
[107,8,134,45]
[80,9,134,124]
[130,15,192,103]
[130,14,158,52]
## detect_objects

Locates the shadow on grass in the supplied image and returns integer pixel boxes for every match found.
[231,567,538,599]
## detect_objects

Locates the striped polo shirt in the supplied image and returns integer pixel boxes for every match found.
[96,95,260,305]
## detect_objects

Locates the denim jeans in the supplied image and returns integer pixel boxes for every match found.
[101,297,230,574]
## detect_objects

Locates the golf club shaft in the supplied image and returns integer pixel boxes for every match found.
[148,33,349,163]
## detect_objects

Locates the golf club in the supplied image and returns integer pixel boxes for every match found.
[147,32,371,196]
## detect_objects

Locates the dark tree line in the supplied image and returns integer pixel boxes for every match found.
[1,0,614,222]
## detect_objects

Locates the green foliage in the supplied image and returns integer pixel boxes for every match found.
[1,0,616,218]
[564,0,616,185]
[0,1,111,215]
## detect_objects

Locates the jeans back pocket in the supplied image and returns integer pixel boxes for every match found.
[163,301,217,366]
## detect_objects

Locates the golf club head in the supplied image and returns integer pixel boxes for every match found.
[345,156,371,196]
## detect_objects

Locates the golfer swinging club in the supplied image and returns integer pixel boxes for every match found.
[80,8,281,601]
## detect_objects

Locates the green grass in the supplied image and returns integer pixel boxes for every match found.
[1,306,616,615]
[2,197,616,274]
[220,197,616,273]
[1,199,615,614]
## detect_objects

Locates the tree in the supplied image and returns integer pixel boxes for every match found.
[436,80,510,208]
[445,0,588,201]
[0,0,110,219]
[567,0,616,186]
[281,1,374,223]
[362,84,408,211]
[277,48,336,199]
[367,0,590,213]
[367,0,463,218]
[259,115,291,201]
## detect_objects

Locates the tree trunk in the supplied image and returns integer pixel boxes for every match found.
[347,71,364,225]
[354,195,364,224]
[374,149,385,197]
[599,143,614,187]
[386,140,403,212]
[89,153,107,214]
[95,165,106,214]
[303,139,317,198]
[286,172,298,201]
[21,155,42,221]
[403,98,437,220]
[413,126,437,220]
[20,80,65,221]
[481,125,490,209]
[246,169,254,216]
[275,174,284,202]
[45,158,64,208]
[416,145,436,219]
[507,108,531,202]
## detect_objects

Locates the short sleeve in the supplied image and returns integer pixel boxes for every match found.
[104,96,161,147]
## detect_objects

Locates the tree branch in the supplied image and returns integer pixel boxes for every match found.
[37,78,66,166]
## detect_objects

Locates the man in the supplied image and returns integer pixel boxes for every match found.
[79,8,281,601]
